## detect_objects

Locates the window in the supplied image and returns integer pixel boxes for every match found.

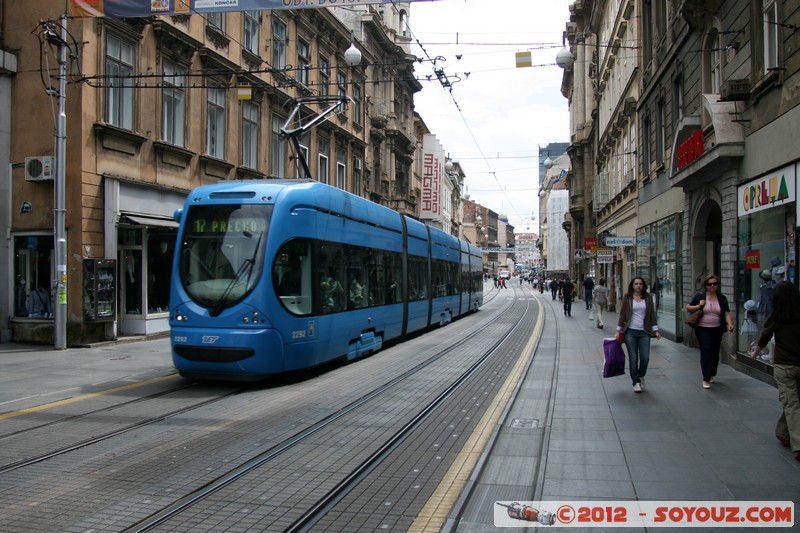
[271,114,286,177]
[105,32,135,129]
[162,59,186,146]
[297,132,310,178]
[243,11,259,55]
[318,242,346,314]
[707,29,721,94]
[656,100,665,165]
[147,229,175,314]
[353,156,362,195]
[242,100,259,169]
[206,87,226,159]
[672,77,682,128]
[206,12,225,32]
[337,71,347,114]
[318,137,330,185]
[352,83,362,125]
[408,255,428,300]
[336,146,346,190]
[272,18,287,70]
[319,56,330,97]
[298,39,310,87]
[763,0,778,72]
[14,235,54,318]
[273,240,312,315]
[641,115,651,172]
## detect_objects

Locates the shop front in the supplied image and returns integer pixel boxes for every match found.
[636,214,683,342]
[105,178,185,338]
[735,163,797,381]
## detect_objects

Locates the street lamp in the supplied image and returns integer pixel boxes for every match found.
[556,47,574,70]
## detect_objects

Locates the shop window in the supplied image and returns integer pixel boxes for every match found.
[147,230,175,313]
[737,205,793,360]
[14,235,54,318]
[123,249,143,314]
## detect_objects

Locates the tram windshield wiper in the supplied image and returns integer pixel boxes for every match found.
[209,232,262,317]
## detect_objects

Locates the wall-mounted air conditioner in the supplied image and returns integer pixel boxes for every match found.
[25,156,55,182]
[720,79,751,101]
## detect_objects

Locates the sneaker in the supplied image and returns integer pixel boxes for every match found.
[633,383,642,393]
[709,377,715,383]
[639,377,645,390]
[702,381,711,389]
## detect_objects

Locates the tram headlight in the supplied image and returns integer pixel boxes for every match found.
[174,309,188,322]
[242,311,261,325]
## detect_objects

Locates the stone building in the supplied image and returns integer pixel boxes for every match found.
[561,0,800,382]
[2,2,428,344]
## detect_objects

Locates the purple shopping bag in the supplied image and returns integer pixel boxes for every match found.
[603,338,626,378]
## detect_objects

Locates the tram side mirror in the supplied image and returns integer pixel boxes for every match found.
[173,209,183,224]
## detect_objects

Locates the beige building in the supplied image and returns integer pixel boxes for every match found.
[3,3,427,344]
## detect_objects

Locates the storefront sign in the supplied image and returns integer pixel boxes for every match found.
[584,237,598,250]
[677,128,704,170]
[745,249,761,269]
[596,249,614,263]
[605,236,635,247]
[738,164,796,217]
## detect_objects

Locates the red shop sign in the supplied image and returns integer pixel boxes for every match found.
[745,249,761,269]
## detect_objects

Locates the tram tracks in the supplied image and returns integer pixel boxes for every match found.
[0,285,535,532]
[0,383,245,474]
[127,287,534,532]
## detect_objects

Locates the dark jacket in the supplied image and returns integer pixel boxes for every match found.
[688,291,731,332]
[617,293,659,337]
[755,319,800,366]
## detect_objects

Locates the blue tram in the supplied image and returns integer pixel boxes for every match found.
[169,180,483,380]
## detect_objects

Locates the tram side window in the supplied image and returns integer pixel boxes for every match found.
[408,255,428,300]
[317,243,346,314]
[273,240,312,315]
[432,259,458,297]
[365,249,402,306]
[382,252,401,304]
[347,248,370,309]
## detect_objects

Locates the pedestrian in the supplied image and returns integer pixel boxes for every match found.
[551,278,558,300]
[562,278,575,316]
[592,278,608,329]
[615,276,661,393]
[583,275,594,310]
[749,280,800,462]
[686,274,734,389]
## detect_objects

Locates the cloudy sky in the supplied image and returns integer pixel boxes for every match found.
[406,0,573,233]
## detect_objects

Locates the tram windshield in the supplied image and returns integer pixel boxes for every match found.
[178,204,271,313]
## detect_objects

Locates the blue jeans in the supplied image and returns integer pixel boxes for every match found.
[624,328,651,385]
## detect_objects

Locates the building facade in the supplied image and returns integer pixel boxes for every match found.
[4,2,435,344]
[562,0,800,381]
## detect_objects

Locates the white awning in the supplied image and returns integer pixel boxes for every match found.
[120,213,179,228]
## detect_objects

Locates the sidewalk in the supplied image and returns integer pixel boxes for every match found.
[0,337,174,411]
[533,285,800,508]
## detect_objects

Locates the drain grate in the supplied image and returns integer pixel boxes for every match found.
[510,418,539,428]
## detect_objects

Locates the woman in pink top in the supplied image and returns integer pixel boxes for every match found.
[686,274,735,389]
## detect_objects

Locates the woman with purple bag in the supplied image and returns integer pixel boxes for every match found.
[615,276,661,393]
